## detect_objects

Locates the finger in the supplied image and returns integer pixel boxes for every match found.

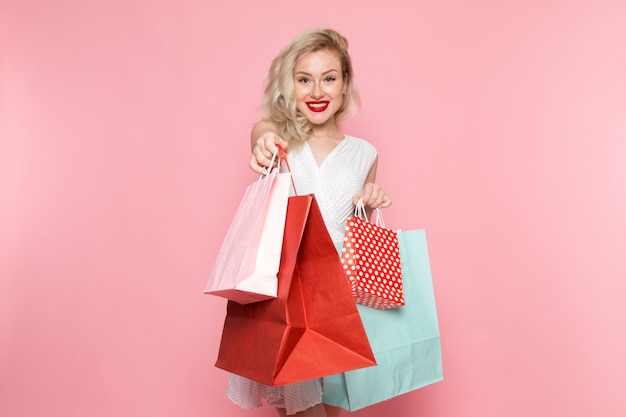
[255,146,276,168]
[367,195,381,209]
[373,192,386,208]
[262,141,276,156]
[252,153,270,173]
[249,157,268,175]
[252,148,266,168]
[261,144,275,160]
[263,135,281,153]
[255,136,275,159]
[360,187,373,205]
[379,195,392,208]
[365,187,382,208]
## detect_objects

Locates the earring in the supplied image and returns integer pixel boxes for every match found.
[342,91,347,96]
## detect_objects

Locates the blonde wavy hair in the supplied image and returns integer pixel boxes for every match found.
[261,27,360,150]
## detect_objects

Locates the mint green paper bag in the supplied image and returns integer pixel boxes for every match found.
[323,229,443,411]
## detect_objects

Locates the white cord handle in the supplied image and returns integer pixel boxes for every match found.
[354,198,369,221]
[354,198,385,227]
[259,147,281,179]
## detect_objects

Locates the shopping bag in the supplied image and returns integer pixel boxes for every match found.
[215,194,377,386]
[323,229,443,411]
[204,149,290,304]
[339,200,404,309]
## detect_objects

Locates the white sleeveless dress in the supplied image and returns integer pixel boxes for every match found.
[226,135,378,415]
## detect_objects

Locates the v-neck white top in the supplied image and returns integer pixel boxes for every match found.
[288,135,378,243]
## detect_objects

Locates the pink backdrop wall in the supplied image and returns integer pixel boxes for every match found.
[2,1,625,416]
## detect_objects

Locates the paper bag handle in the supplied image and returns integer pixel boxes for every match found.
[261,145,298,196]
[354,198,385,227]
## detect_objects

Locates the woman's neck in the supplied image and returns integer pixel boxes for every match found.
[309,121,343,140]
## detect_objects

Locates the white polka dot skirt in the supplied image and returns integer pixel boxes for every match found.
[340,216,404,310]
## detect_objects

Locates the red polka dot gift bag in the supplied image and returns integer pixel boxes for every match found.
[339,200,404,310]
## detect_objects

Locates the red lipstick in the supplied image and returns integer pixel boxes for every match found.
[306,101,329,112]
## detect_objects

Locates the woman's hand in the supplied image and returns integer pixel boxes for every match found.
[249,132,288,175]
[249,121,288,175]
[353,182,392,209]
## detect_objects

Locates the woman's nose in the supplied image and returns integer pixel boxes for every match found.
[310,82,323,99]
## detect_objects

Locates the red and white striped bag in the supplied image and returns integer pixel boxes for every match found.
[339,200,404,309]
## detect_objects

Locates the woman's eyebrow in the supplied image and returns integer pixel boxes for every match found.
[294,69,340,76]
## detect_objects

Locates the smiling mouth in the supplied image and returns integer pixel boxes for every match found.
[307,101,329,112]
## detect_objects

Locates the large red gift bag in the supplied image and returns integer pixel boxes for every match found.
[215,195,377,386]
[339,200,404,309]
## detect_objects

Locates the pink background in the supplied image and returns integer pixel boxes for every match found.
[2,1,625,416]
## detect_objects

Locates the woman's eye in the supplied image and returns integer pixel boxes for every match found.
[298,78,310,84]
[325,76,336,82]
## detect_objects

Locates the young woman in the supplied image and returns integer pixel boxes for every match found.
[228,27,391,417]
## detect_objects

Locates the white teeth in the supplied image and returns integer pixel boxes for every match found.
[309,103,327,108]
